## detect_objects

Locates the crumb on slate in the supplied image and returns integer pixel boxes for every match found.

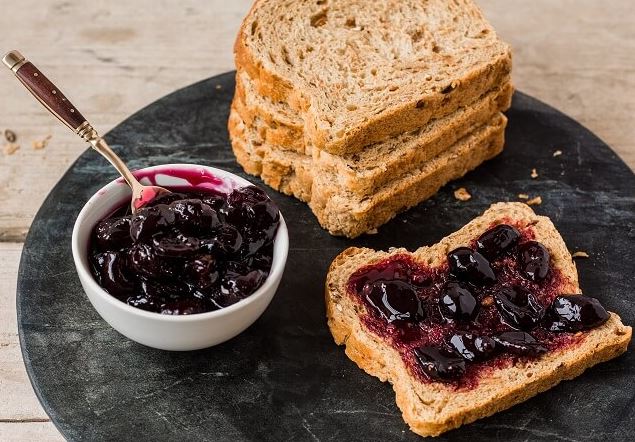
[454,187,471,201]
[366,228,378,235]
[526,196,542,206]
[531,168,538,179]
[32,134,52,150]
[553,150,562,157]
[518,193,529,200]
[572,251,590,259]
[215,84,222,90]
[3,142,20,155]
[4,129,17,143]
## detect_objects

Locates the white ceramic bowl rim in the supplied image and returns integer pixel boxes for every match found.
[71,163,289,323]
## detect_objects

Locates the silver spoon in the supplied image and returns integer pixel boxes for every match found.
[2,50,170,212]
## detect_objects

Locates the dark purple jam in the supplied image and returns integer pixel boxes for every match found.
[89,185,280,315]
[347,222,610,388]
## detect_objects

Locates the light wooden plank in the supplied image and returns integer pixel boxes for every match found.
[0,243,51,422]
[0,422,62,442]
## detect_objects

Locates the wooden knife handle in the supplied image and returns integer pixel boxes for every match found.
[3,50,88,132]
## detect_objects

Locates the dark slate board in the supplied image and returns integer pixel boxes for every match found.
[17,72,635,441]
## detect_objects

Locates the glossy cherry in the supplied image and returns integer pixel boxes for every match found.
[413,346,466,380]
[438,281,479,321]
[184,255,219,289]
[362,279,423,324]
[518,241,550,281]
[476,224,520,260]
[91,251,134,297]
[160,297,211,315]
[129,204,176,242]
[200,224,243,257]
[448,333,497,362]
[493,331,547,356]
[94,217,133,251]
[544,295,610,332]
[151,233,200,257]
[494,285,544,330]
[170,199,220,232]
[447,247,496,286]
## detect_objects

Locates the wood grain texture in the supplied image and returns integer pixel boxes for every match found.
[0,422,62,442]
[0,243,59,439]
[0,0,632,439]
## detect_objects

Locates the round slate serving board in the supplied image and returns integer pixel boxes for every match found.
[17,72,635,441]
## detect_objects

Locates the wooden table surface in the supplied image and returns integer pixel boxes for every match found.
[0,1,633,440]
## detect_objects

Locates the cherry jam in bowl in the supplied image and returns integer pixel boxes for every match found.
[71,164,289,351]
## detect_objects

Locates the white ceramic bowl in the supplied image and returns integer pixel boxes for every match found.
[71,163,288,351]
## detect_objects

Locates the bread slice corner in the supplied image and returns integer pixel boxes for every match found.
[325,203,632,436]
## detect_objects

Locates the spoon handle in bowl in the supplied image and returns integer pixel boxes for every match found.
[2,50,92,134]
[2,50,144,192]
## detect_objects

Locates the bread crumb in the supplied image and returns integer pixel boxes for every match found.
[481,296,494,307]
[454,187,471,201]
[4,129,17,143]
[215,84,222,90]
[572,251,590,259]
[366,228,378,235]
[526,196,542,206]
[530,168,538,179]
[32,135,52,150]
[553,150,562,157]
[3,143,20,155]
[517,193,529,200]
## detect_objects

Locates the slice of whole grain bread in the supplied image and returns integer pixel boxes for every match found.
[310,114,506,237]
[233,71,513,196]
[234,70,306,154]
[229,109,314,202]
[235,0,512,155]
[229,106,507,237]
[233,69,512,162]
[325,202,632,437]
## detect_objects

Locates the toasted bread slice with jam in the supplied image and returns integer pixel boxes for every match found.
[325,203,631,436]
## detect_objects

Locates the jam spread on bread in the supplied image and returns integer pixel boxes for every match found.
[90,186,280,314]
[347,223,609,387]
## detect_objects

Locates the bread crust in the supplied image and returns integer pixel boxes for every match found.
[324,203,632,437]
[233,70,306,153]
[229,106,507,237]
[234,0,512,155]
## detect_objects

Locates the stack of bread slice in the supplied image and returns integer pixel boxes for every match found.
[229,0,513,238]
